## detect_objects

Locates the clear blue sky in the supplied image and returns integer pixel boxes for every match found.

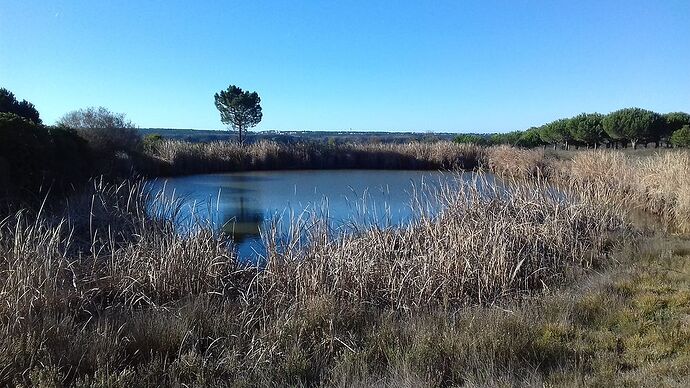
[1,1,689,132]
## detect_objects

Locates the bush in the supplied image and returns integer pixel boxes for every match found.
[0,87,41,124]
[46,125,93,186]
[0,113,91,199]
[670,125,690,148]
[0,113,49,195]
[57,106,141,154]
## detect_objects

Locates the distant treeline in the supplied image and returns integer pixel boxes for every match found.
[455,108,690,149]
[139,128,457,144]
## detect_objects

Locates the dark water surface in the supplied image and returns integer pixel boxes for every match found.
[147,170,482,258]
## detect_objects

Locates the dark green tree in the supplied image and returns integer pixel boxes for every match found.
[490,131,522,146]
[603,108,664,149]
[670,125,690,148]
[539,118,572,150]
[0,113,88,196]
[0,87,41,124]
[568,113,605,148]
[214,85,262,144]
[663,112,690,137]
[453,134,490,146]
[516,127,545,148]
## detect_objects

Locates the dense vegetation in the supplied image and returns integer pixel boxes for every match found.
[0,88,42,124]
[0,113,91,200]
[1,87,689,386]
[454,108,690,150]
[2,149,689,386]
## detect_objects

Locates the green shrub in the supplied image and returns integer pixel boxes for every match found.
[453,134,489,146]
[0,87,41,124]
[0,113,91,198]
[670,125,690,148]
[0,112,49,195]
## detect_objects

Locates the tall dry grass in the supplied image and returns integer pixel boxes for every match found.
[560,149,690,232]
[149,140,484,175]
[6,148,690,385]
[0,181,238,329]
[483,145,548,178]
[0,171,631,385]
[258,175,627,308]
[477,146,690,232]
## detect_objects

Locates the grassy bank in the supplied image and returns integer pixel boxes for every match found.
[1,149,689,386]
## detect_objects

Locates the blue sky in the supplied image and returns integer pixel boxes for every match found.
[1,1,689,132]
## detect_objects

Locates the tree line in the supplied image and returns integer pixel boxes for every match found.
[455,108,690,149]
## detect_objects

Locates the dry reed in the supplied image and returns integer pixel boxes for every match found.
[150,140,484,175]
[3,148,688,385]
[257,175,628,309]
[558,149,690,232]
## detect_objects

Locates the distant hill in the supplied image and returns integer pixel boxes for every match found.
[138,128,459,144]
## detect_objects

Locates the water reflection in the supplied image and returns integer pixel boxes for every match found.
[218,195,263,244]
[147,170,471,258]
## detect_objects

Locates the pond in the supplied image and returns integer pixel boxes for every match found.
[147,170,484,258]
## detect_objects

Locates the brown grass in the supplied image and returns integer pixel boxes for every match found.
[148,140,484,175]
[558,149,690,232]
[259,175,628,309]
[483,145,548,178]
[0,169,631,385]
[2,147,689,386]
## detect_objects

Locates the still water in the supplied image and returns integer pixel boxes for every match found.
[147,170,478,257]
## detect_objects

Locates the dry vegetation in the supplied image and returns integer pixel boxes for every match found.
[1,147,690,386]
[148,140,484,175]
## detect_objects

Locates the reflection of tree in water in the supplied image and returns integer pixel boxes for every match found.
[219,195,264,244]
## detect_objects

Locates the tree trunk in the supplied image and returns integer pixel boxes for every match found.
[632,140,637,150]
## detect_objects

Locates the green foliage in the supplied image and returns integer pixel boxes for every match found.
[516,127,545,148]
[490,130,523,146]
[0,87,41,124]
[663,112,690,136]
[670,125,690,148]
[214,85,263,144]
[453,134,490,145]
[0,113,49,194]
[568,113,605,146]
[603,108,664,148]
[454,129,543,149]
[46,125,93,184]
[0,113,91,197]
[539,118,571,147]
